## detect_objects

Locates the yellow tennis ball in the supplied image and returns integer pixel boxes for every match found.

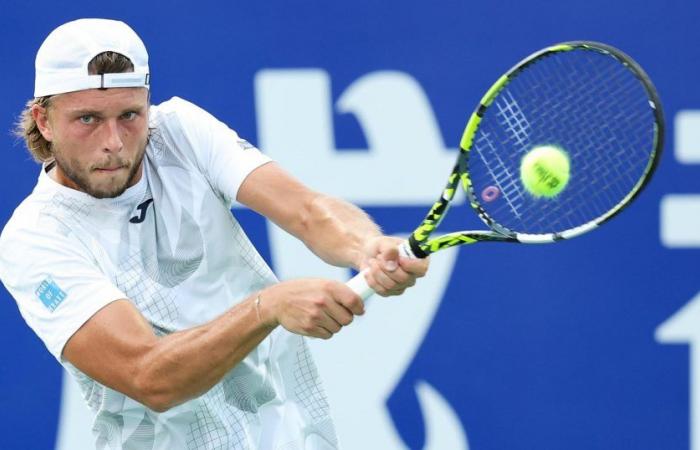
[520,145,570,198]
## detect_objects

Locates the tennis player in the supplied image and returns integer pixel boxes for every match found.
[0,19,428,449]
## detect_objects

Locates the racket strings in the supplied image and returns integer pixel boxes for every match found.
[473,130,525,218]
[468,49,657,235]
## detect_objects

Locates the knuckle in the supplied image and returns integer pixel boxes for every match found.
[350,297,363,310]
[397,275,416,286]
[304,318,318,331]
[319,280,334,296]
[343,295,364,314]
[312,297,327,308]
[397,271,412,283]
[420,262,430,276]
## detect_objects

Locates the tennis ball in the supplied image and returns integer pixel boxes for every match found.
[520,145,570,198]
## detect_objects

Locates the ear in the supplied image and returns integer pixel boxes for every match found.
[31,103,54,142]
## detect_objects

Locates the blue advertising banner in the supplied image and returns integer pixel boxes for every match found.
[0,1,698,449]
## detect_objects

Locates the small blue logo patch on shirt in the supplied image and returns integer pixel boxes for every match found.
[35,277,67,312]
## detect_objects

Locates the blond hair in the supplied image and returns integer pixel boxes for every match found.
[14,52,135,162]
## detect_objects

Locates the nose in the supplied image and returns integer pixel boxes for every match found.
[102,119,123,153]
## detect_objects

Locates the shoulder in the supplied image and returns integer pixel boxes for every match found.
[1,192,51,246]
[151,96,196,115]
[0,195,82,284]
[0,185,91,259]
[148,96,241,154]
[150,96,220,128]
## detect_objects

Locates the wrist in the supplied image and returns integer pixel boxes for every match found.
[355,234,383,268]
[254,289,278,329]
[350,248,367,271]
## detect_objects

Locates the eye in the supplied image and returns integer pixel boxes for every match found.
[121,111,138,121]
[79,115,95,125]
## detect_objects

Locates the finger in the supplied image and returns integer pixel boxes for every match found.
[331,281,365,315]
[380,265,412,285]
[294,317,333,339]
[368,258,395,292]
[373,259,417,291]
[383,273,417,296]
[303,311,340,336]
[363,269,388,296]
[366,263,412,297]
[312,326,334,340]
[387,278,416,295]
[386,286,407,297]
[399,256,429,277]
[383,274,414,294]
[308,300,343,334]
[375,240,400,271]
[320,311,343,333]
[324,300,354,326]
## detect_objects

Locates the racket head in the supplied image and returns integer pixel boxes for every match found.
[455,41,664,243]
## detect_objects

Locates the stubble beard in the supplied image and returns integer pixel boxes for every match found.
[52,143,147,199]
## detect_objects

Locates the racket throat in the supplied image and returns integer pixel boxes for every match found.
[407,235,429,258]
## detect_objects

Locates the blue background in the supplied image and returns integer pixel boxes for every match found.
[0,1,697,449]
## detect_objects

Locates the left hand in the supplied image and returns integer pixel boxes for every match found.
[359,236,429,297]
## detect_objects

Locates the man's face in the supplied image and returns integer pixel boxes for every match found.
[35,87,150,199]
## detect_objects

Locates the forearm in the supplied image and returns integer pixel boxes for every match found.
[236,164,382,269]
[299,194,382,269]
[136,294,274,411]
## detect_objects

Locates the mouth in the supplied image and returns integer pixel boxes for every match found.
[94,165,126,173]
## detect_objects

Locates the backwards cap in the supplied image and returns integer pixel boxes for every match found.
[34,18,150,97]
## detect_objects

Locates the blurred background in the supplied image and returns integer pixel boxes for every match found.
[0,1,698,449]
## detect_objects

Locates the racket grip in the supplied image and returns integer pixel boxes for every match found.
[345,270,375,301]
[345,240,417,301]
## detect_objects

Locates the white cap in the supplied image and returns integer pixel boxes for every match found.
[34,19,150,97]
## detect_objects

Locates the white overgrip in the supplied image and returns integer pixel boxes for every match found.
[345,240,417,301]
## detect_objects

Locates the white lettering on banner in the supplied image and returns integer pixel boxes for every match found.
[254,69,459,205]
[656,293,700,450]
[661,195,700,248]
[255,69,469,449]
[656,110,700,450]
[660,111,700,248]
[675,110,700,164]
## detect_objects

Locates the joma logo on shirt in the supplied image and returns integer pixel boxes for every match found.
[130,199,154,224]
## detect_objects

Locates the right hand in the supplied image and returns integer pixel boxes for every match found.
[258,279,365,339]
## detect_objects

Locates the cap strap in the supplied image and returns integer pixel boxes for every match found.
[34,71,150,97]
[99,73,150,89]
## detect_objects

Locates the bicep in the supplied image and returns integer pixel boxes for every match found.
[62,299,158,400]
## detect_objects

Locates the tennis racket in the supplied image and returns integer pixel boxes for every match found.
[346,41,664,299]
